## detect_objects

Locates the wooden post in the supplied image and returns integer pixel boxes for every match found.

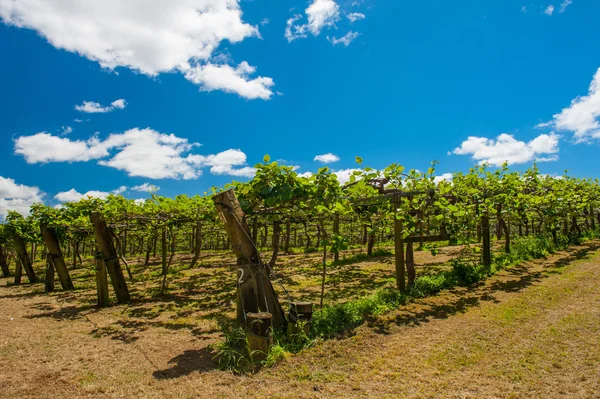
[406,241,415,287]
[161,227,168,276]
[0,244,10,277]
[90,212,130,304]
[284,218,291,254]
[95,251,110,308]
[287,302,313,339]
[482,215,492,271]
[44,254,55,293]
[190,220,202,268]
[212,189,286,329]
[393,195,406,291]
[14,234,37,283]
[14,257,22,285]
[246,312,273,362]
[40,224,74,290]
[333,214,340,262]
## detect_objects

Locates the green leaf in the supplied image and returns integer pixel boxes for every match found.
[263,154,271,163]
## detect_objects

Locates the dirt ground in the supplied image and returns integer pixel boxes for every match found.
[1,242,599,398]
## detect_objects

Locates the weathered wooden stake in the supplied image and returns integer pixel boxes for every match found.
[482,215,492,270]
[190,221,202,268]
[0,244,10,277]
[14,257,22,285]
[14,234,37,283]
[90,212,130,304]
[246,312,273,362]
[333,214,340,262]
[287,302,313,340]
[406,241,415,287]
[212,189,286,329]
[393,194,406,291]
[44,254,55,293]
[40,223,74,290]
[95,252,110,308]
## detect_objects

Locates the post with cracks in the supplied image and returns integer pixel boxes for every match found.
[13,233,37,284]
[40,223,74,291]
[90,212,130,304]
[212,188,286,329]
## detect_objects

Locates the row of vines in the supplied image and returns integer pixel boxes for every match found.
[1,158,599,318]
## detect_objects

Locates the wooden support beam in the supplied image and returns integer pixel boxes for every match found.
[44,254,55,293]
[40,223,74,291]
[405,234,450,243]
[0,244,10,278]
[482,215,492,270]
[212,189,286,329]
[393,194,405,292]
[90,212,130,304]
[95,252,110,308]
[13,234,37,284]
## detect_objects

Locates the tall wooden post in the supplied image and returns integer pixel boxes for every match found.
[190,221,202,268]
[0,244,10,278]
[482,215,492,271]
[14,234,37,283]
[44,254,55,293]
[333,214,340,262]
[406,240,415,287]
[393,194,406,291]
[212,189,286,329]
[95,251,110,308]
[14,257,22,285]
[40,224,74,290]
[90,213,130,304]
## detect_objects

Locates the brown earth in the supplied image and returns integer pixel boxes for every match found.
[0,242,599,398]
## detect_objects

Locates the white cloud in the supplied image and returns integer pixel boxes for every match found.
[347,12,365,23]
[54,185,129,202]
[334,168,361,185]
[260,18,270,26]
[297,171,313,178]
[131,183,160,193]
[328,31,360,47]
[184,62,274,100]
[113,186,128,194]
[0,176,44,218]
[61,126,73,135]
[285,0,341,41]
[74,119,83,123]
[314,153,340,163]
[188,148,256,177]
[433,173,453,184]
[285,14,308,42]
[14,133,110,163]
[539,68,600,142]
[75,99,127,113]
[521,6,528,13]
[0,1,274,99]
[452,133,560,166]
[306,0,340,35]
[544,5,555,15]
[54,189,109,202]
[14,128,255,180]
[559,0,572,13]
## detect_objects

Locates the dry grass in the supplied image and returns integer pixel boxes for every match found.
[1,242,599,398]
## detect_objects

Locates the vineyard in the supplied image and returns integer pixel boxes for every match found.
[1,159,600,392]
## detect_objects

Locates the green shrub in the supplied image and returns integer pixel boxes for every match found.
[409,272,454,298]
[451,259,486,285]
[212,326,255,374]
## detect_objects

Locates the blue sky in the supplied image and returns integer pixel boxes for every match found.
[1,0,600,216]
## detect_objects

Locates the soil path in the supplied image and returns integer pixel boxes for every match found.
[1,242,599,398]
